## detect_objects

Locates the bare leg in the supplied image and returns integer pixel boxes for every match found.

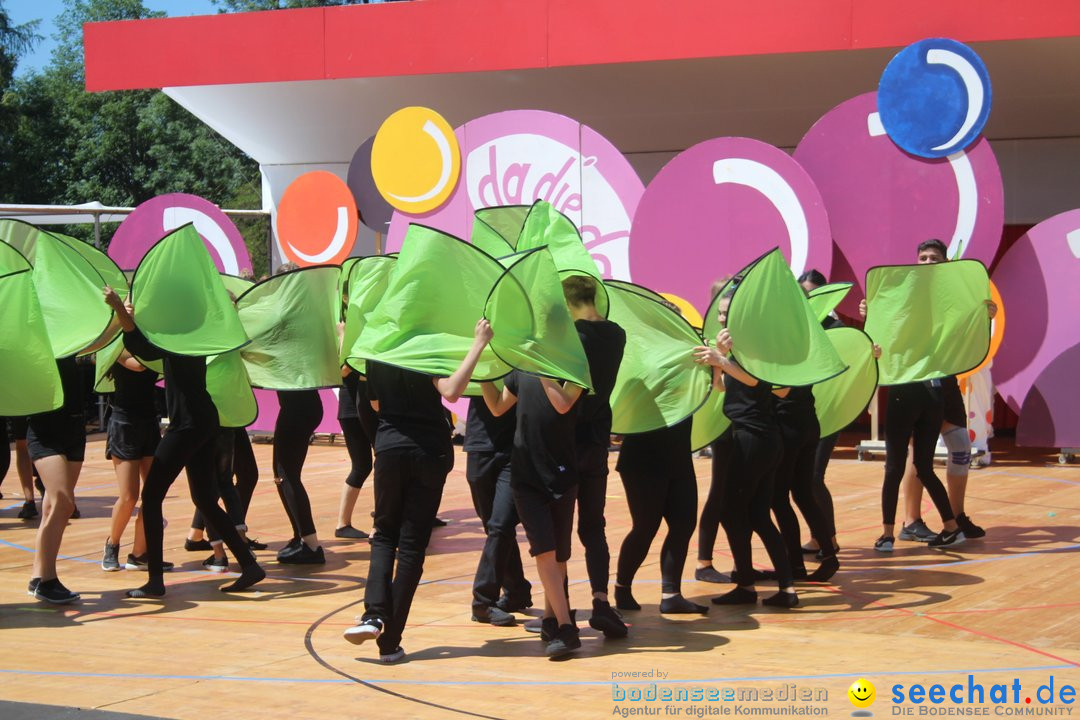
[132,457,154,556]
[15,440,33,503]
[337,484,361,530]
[32,456,80,581]
[108,458,140,546]
[902,441,922,524]
[535,552,571,626]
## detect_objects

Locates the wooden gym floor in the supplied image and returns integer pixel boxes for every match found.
[0,435,1078,719]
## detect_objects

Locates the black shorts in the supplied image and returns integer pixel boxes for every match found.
[939,378,968,428]
[8,416,28,441]
[513,481,577,562]
[26,412,86,463]
[106,414,161,461]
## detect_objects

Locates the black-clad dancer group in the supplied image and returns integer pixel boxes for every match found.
[3,238,990,661]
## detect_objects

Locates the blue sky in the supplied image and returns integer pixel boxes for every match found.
[7,0,219,76]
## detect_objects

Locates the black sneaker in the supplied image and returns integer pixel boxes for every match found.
[545,624,581,658]
[431,517,449,527]
[34,578,80,604]
[588,600,628,638]
[102,541,121,571]
[276,538,302,561]
[17,501,38,519]
[27,577,40,596]
[202,553,229,573]
[525,611,574,637]
[928,528,966,548]
[125,554,174,572]
[694,566,731,583]
[379,646,406,664]
[899,519,937,542]
[471,606,516,626]
[278,543,325,564]
[956,514,986,539]
[873,535,895,553]
[495,594,533,614]
[184,538,213,552]
[343,617,384,645]
[334,525,370,540]
[247,538,269,551]
[69,505,80,520]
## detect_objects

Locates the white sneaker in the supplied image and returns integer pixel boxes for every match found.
[379,646,406,663]
[343,618,383,645]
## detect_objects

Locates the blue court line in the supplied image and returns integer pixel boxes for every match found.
[0,665,1071,688]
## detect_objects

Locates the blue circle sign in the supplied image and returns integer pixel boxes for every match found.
[878,38,992,159]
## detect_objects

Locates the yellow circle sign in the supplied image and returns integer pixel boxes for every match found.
[848,678,876,709]
[659,292,704,329]
[371,106,461,215]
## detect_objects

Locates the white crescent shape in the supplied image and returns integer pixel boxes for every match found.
[712,158,809,276]
[927,48,984,153]
[946,150,978,259]
[867,112,887,138]
[1066,229,1080,260]
[386,120,454,204]
[163,206,239,274]
[286,206,350,264]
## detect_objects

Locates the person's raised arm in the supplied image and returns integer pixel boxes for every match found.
[539,377,584,415]
[772,386,790,398]
[481,381,517,417]
[117,349,147,372]
[692,328,759,387]
[433,318,494,403]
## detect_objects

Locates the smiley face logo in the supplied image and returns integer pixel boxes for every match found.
[371,106,461,215]
[848,679,876,709]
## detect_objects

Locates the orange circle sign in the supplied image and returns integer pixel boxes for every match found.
[276,171,358,267]
[371,106,461,215]
[958,279,1005,383]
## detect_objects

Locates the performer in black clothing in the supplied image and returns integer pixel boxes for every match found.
[335,370,376,539]
[2,417,36,519]
[343,319,492,664]
[273,389,325,563]
[695,428,732,583]
[614,417,707,614]
[466,396,532,625]
[693,291,799,608]
[566,275,628,638]
[104,287,265,598]
[101,351,162,572]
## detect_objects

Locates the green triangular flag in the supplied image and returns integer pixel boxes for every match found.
[340,256,397,369]
[690,388,730,452]
[207,349,258,428]
[472,205,530,255]
[864,260,991,385]
[0,242,63,415]
[808,282,853,323]
[52,232,129,299]
[485,247,591,389]
[237,266,341,390]
[813,327,878,436]
[131,224,249,357]
[348,225,509,379]
[727,249,847,386]
[220,273,254,300]
[605,281,711,434]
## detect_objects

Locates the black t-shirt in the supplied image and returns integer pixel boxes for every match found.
[722,373,777,434]
[506,370,578,497]
[365,360,451,454]
[822,315,845,330]
[574,318,626,447]
[774,385,816,428]
[123,328,217,431]
[464,395,515,454]
[110,362,160,422]
[615,417,692,476]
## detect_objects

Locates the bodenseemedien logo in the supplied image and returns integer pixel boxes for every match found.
[849,678,877,716]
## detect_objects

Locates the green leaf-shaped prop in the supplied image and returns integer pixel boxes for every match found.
[485,247,591,389]
[0,242,63,415]
[807,282,853,323]
[864,260,991,385]
[207,349,258,428]
[92,335,164,394]
[220,273,254,300]
[237,266,341,390]
[52,231,129,299]
[347,225,509,379]
[690,388,730,452]
[131,224,249,357]
[727,249,847,386]
[340,256,397,370]
[813,327,878,436]
[606,281,711,434]
[472,205,531,256]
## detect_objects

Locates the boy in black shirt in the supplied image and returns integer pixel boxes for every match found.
[343,319,492,664]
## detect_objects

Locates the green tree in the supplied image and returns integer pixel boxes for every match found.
[211,0,369,11]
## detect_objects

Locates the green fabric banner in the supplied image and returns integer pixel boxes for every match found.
[864,260,991,384]
[131,224,249,357]
[52,232,129,299]
[237,266,341,390]
[0,243,63,415]
[220,273,254,300]
[485,247,591,389]
[347,225,510,379]
[727,249,847,386]
[808,282,853,323]
[339,256,396,370]
[92,335,164,394]
[207,349,258,428]
[690,388,730,452]
[605,281,711,434]
[472,205,530,255]
[813,327,879,437]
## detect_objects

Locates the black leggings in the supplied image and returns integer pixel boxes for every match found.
[233,429,258,517]
[341,416,374,489]
[882,384,954,526]
[617,462,697,595]
[0,418,10,487]
[772,415,832,570]
[274,390,322,539]
[719,426,792,588]
[576,443,611,595]
[698,430,733,562]
[142,426,256,578]
[191,429,246,542]
[811,431,839,539]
